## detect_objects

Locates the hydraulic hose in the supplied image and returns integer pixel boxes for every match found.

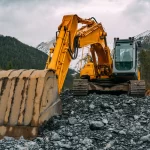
[90,17,98,23]
[68,34,80,60]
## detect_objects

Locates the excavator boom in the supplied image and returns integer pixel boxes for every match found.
[45,14,112,93]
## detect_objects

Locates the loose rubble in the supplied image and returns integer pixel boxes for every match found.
[1,90,150,149]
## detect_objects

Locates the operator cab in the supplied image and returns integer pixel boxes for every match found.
[113,37,140,81]
[115,39,133,70]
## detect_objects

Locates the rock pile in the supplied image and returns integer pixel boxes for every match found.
[1,90,150,150]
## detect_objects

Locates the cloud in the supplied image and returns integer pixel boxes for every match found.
[0,0,91,46]
[0,0,150,47]
[123,0,150,22]
[117,0,150,37]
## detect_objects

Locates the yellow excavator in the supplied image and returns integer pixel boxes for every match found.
[0,14,145,139]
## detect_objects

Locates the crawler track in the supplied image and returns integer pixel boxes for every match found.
[72,79,88,96]
[129,80,146,97]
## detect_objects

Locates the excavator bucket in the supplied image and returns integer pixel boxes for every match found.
[0,70,62,139]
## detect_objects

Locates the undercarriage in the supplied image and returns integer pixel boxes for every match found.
[73,79,146,97]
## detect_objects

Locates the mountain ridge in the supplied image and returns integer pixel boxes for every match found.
[0,35,47,69]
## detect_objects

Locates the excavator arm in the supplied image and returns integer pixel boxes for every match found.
[46,14,112,93]
[77,22,112,78]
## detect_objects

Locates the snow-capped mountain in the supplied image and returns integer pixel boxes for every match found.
[36,38,56,55]
[134,30,150,41]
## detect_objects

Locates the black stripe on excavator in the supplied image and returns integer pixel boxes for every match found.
[67,30,79,60]
[90,17,98,23]
[55,28,79,60]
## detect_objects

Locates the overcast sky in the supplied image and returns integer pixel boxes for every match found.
[0,0,150,47]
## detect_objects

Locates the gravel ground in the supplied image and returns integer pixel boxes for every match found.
[1,90,150,150]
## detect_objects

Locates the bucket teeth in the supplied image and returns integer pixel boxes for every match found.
[0,70,62,139]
